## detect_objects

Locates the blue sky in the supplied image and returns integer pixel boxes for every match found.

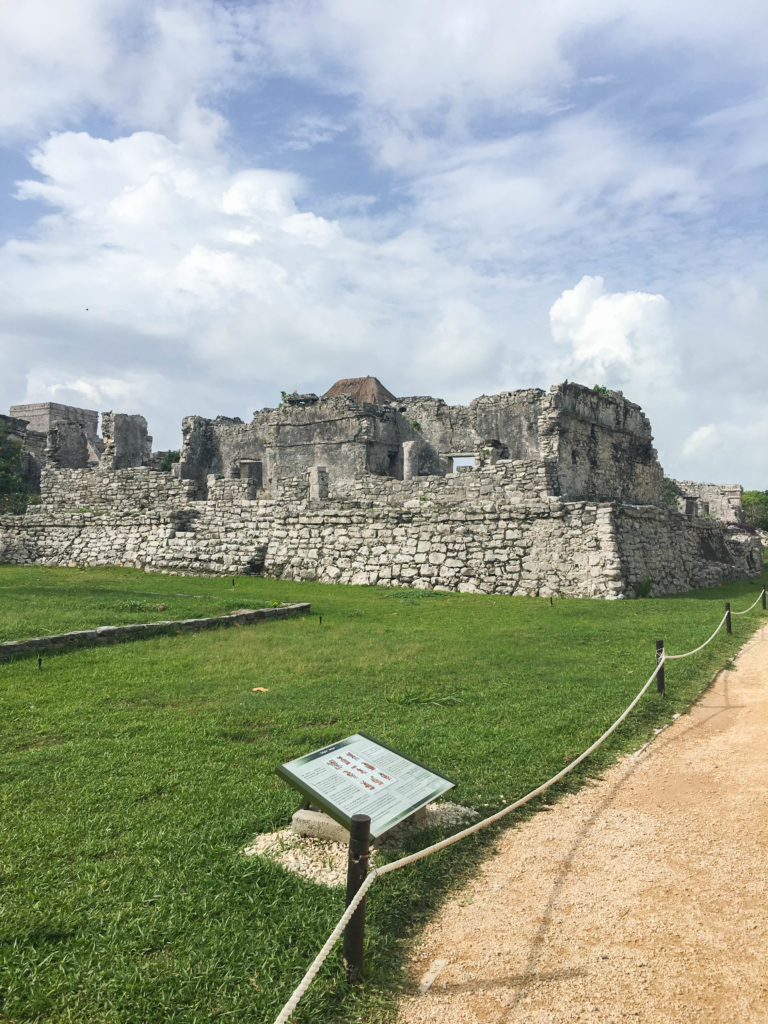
[1,0,766,486]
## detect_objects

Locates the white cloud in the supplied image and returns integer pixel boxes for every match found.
[0,128,516,438]
[283,114,347,151]
[257,0,768,141]
[679,416,768,488]
[547,276,678,404]
[681,424,718,460]
[0,0,259,145]
[23,369,163,414]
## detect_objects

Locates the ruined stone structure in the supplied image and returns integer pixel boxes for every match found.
[673,481,744,523]
[1,380,761,599]
[7,403,153,484]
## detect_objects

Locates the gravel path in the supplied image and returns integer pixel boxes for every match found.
[398,622,768,1024]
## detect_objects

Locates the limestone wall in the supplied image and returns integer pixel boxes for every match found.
[615,505,762,595]
[178,414,263,483]
[0,494,619,597]
[399,383,664,506]
[1,469,760,598]
[101,413,152,469]
[331,459,558,505]
[39,467,200,511]
[398,389,544,460]
[540,384,664,505]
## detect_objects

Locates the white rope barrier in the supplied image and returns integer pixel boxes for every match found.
[272,589,765,1024]
[664,611,729,660]
[273,660,664,1024]
[732,588,766,616]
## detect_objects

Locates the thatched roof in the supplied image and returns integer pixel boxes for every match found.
[322,377,398,404]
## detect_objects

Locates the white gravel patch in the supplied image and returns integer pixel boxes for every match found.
[243,802,479,888]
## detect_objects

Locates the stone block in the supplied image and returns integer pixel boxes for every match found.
[290,808,350,843]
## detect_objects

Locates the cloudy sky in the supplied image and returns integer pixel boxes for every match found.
[1,1,766,486]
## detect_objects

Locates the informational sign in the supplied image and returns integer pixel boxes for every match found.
[276,732,456,839]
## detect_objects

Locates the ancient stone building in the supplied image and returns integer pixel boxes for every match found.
[7,403,152,482]
[172,379,665,506]
[673,481,744,523]
[0,380,761,599]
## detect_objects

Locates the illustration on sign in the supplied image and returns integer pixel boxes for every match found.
[277,732,456,839]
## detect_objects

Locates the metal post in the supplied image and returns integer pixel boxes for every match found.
[762,587,766,612]
[725,602,732,635]
[343,813,371,984]
[655,639,665,696]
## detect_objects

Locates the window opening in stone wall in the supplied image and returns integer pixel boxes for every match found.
[450,456,475,473]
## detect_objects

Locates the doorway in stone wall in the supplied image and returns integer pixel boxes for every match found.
[443,453,476,473]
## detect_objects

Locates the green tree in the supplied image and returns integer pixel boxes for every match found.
[742,490,768,531]
[0,420,28,514]
[661,476,683,507]
[160,449,180,472]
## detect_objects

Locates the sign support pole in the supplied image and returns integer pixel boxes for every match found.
[343,813,371,984]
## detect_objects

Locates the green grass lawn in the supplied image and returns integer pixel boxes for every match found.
[0,564,766,1023]
[0,566,289,642]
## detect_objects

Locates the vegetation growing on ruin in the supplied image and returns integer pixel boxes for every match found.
[0,420,29,514]
[743,489,768,531]
[0,565,766,1023]
[159,449,180,472]
[661,476,684,507]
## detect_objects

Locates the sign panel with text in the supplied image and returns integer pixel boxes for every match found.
[277,732,456,839]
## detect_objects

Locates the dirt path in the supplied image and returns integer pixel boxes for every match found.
[398,622,768,1024]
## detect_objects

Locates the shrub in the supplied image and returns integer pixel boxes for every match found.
[743,490,768,531]
[0,421,29,514]
[636,576,654,598]
[661,477,684,507]
[160,450,180,472]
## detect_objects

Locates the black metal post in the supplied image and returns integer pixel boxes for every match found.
[655,639,665,696]
[762,587,766,612]
[725,602,732,635]
[343,813,371,984]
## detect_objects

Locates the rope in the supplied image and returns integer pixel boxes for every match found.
[664,611,729,660]
[272,660,664,1024]
[731,589,766,616]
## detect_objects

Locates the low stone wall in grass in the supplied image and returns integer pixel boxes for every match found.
[0,603,310,662]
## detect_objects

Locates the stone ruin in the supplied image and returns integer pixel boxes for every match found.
[5,402,154,484]
[0,379,762,599]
